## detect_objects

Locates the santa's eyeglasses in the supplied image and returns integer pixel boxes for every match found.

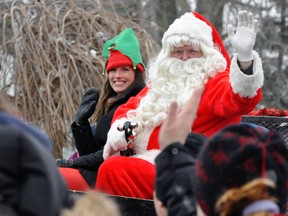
[171,48,202,58]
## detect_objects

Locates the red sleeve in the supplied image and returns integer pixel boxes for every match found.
[204,70,262,117]
[111,87,149,123]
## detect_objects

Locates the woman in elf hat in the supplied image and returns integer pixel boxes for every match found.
[56,28,146,190]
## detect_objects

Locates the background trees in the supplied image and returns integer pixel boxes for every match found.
[0,0,287,157]
[106,0,288,109]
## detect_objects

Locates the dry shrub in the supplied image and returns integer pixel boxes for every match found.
[0,0,160,157]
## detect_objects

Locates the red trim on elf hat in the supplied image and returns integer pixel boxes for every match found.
[105,50,144,73]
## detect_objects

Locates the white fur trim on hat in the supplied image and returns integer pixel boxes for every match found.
[162,12,213,47]
[230,51,264,98]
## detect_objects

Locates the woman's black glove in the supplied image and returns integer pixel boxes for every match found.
[74,88,99,126]
[55,159,74,168]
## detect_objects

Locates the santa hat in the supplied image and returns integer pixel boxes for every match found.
[102,28,145,73]
[162,12,230,66]
[193,123,288,216]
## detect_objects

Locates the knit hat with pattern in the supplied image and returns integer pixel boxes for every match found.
[193,123,288,215]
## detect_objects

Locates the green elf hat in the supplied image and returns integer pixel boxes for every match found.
[102,28,145,74]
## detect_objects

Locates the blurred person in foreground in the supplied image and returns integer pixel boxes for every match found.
[61,191,120,216]
[0,91,53,152]
[0,92,72,215]
[154,90,288,216]
[96,10,264,199]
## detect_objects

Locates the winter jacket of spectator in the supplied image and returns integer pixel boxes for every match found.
[155,133,206,216]
[0,112,53,152]
[0,125,71,216]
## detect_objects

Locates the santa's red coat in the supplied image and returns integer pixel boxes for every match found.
[96,53,263,199]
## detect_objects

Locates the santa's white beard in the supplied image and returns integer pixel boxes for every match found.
[127,57,213,130]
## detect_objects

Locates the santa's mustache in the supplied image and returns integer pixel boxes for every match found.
[149,57,208,95]
[129,57,208,129]
[149,57,206,80]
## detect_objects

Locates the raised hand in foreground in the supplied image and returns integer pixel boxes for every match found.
[158,86,204,150]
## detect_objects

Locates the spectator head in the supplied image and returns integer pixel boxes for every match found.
[61,191,120,216]
[0,92,16,115]
[193,124,288,216]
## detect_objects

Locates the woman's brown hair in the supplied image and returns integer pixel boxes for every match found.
[92,69,145,122]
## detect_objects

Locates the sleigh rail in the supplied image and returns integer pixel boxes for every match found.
[241,115,288,146]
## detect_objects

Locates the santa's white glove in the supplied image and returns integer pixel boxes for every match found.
[227,10,258,61]
[103,119,129,160]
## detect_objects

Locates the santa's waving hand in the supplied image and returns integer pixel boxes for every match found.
[227,10,258,62]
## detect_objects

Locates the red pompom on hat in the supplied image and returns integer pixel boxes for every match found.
[105,50,144,73]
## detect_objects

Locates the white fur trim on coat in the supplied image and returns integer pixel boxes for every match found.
[133,149,160,165]
[162,12,213,47]
[229,51,264,98]
[132,126,154,154]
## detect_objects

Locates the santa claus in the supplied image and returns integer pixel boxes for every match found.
[96,11,264,199]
